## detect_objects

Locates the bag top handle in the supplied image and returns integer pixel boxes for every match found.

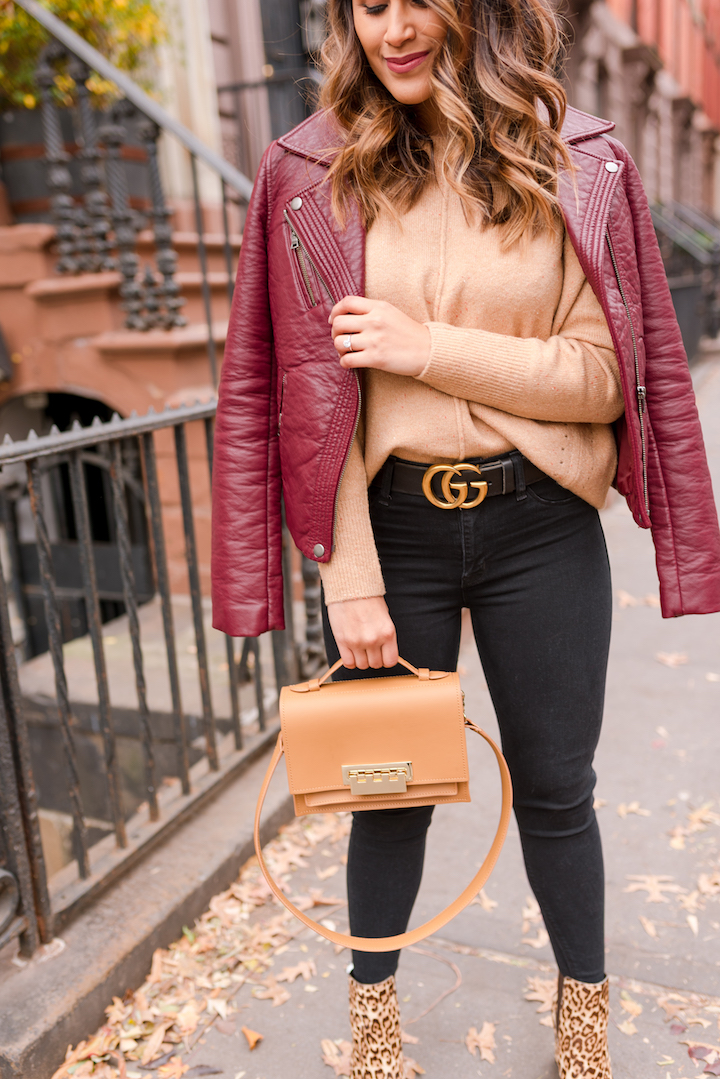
[290,655,450,693]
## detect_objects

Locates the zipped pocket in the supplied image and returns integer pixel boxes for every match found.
[284,210,336,308]
[606,230,650,518]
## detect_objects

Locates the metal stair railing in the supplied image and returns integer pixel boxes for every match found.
[13,0,254,385]
[650,201,720,357]
[0,399,326,959]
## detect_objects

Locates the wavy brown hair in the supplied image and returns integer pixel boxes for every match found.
[318,0,573,243]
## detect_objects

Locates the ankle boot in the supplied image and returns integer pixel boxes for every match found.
[349,974,404,1079]
[554,973,612,1079]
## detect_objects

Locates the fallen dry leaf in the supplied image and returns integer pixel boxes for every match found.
[699,872,720,896]
[403,1056,426,1076]
[321,1037,352,1076]
[522,928,550,950]
[687,914,699,936]
[277,960,317,983]
[157,1058,188,1079]
[688,803,720,831]
[625,875,685,903]
[656,652,688,667]
[616,590,660,609]
[669,827,687,850]
[241,1026,263,1050]
[658,993,690,1019]
[316,865,340,881]
[466,1022,497,1062]
[639,915,657,938]
[620,993,643,1018]
[206,998,229,1020]
[402,1031,420,1044]
[524,976,556,1025]
[51,813,355,1076]
[617,1019,638,1036]
[141,1024,170,1066]
[617,801,651,818]
[471,889,498,912]
[521,895,542,933]
[252,977,291,1007]
[593,797,608,809]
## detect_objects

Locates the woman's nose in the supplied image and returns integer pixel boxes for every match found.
[384,5,417,48]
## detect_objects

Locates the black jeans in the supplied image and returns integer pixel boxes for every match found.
[322,458,612,986]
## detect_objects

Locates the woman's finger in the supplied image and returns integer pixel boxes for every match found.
[365,644,385,669]
[334,331,366,356]
[381,637,399,668]
[329,295,374,324]
[336,640,357,668]
[330,314,368,341]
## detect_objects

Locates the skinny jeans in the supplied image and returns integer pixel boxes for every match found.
[322,458,612,986]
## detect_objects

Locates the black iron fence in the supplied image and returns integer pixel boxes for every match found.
[652,200,720,362]
[0,399,323,959]
[217,69,320,180]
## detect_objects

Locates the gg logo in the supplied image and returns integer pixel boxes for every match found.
[421,463,489,510]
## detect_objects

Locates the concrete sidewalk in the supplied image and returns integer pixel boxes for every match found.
[47,358,720,1079]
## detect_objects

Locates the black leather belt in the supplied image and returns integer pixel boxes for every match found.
[371,453,546,509]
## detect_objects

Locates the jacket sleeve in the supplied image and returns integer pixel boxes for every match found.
[618,144,720,616]
[211,144,286,636]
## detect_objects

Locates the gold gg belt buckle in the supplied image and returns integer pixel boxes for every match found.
[422,462,489,509]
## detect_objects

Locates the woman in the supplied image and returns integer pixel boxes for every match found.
[212,1,720,1076]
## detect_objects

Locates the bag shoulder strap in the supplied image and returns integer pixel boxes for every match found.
[253,720,513,952]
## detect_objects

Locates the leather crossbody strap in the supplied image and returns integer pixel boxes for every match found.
[253,719,513,951]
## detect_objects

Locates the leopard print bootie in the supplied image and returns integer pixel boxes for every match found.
[554,973,613,1078]
[348,974,404,1079]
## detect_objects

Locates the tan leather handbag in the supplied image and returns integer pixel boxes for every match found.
[254,657,513,951]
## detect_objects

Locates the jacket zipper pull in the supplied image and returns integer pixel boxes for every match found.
[636,385,647,413]
[290,229,300,251]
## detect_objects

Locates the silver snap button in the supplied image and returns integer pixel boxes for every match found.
[605,161,619,173]
[313,543,325,558]
[290,196,303,210]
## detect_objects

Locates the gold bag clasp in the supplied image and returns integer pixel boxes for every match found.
[341,762,413,796]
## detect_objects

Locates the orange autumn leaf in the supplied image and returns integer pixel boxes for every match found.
[158,1057,189,1079]
[140,1023,170,1065]
[466,1022,497,1063]
[241,1025,264,1050]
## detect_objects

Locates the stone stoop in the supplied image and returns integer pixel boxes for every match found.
[0,222,240,418]
[0,732,293,1079]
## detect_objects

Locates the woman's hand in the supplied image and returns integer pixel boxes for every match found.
[326,596,399,670]
[329,296,430,377]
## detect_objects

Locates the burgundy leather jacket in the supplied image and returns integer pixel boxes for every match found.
[212,106,720,636]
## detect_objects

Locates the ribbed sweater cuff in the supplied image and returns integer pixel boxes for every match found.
[318,555,385,605]
[419,322,529,409]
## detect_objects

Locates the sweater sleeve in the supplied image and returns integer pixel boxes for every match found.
[317,435,386,604]
[418,237,624,425]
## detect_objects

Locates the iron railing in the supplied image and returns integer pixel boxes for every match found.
[217,69,320,180]
[652,200,720,361]
[0,400,323,959]
[10,0,256,387]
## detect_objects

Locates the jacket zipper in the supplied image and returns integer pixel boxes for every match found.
[278,372,286,432]
[284,210,335,308]
[283,208,360,552]
[606,231,650,518]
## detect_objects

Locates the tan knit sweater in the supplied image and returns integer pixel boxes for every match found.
[319,180,624,604]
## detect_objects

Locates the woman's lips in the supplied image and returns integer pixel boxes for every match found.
[385,51,430,74]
